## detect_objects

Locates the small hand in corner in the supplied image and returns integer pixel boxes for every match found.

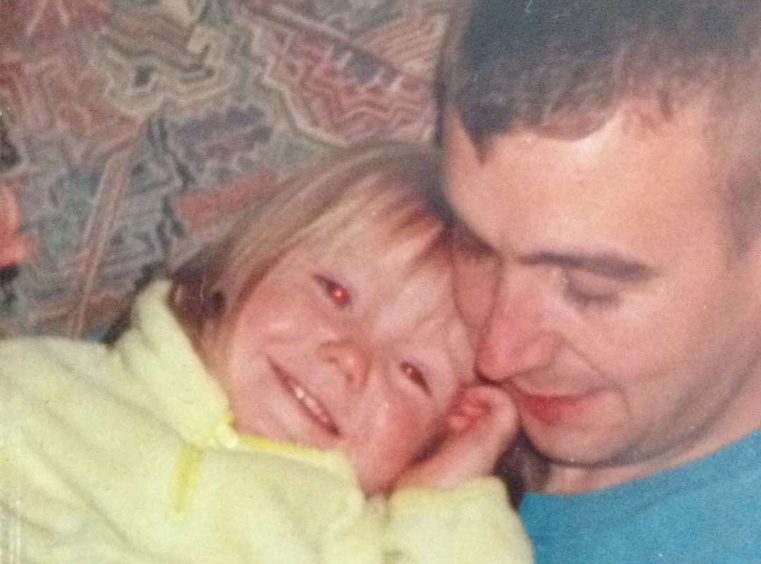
[0,183,31,268]
[395,384,520,490]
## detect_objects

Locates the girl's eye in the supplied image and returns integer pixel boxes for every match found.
[315,275,352,308]
[401,361,431,395]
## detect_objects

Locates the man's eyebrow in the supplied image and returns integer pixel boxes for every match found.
[520,251,659,282]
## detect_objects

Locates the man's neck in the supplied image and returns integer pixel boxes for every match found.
[541,416,761,495]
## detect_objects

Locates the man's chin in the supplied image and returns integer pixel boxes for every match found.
[524,432,658,493]
[525,427,626,469]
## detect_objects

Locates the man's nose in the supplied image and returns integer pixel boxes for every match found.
[318,338,371,391]
[476,283,561,382]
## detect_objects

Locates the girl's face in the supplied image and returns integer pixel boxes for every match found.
[204,217,474,493]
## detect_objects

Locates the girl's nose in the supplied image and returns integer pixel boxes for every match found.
[318,338,371,391]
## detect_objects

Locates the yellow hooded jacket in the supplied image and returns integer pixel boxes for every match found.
[0,281,532,563]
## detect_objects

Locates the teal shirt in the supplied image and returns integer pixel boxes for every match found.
[521,430,761,563]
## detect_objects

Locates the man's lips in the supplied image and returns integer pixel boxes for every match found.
[271,362,340,436]
[511,386,600,424]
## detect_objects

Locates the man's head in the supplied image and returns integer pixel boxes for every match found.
[448,0,761,248]
[442,1,761,491]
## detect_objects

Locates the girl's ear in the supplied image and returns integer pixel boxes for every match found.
[170,238,229,332]
[171,280,224,333]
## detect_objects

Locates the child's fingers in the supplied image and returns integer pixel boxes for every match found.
[399,386,521,489]
[450,383,510,414]
[446,404,491,433]
[450,396,488,419]
[445,388,491,432]
[462,385,518,423]
[447,384,520,442]
[0,184,30,267]
[0,184,21,231]
[460,384,514,407]
[0,236,31,268]
[447,413,471,433]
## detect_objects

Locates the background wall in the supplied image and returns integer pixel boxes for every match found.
[0,0,455,337]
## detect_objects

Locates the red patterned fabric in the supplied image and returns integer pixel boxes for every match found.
[0,0,453,337]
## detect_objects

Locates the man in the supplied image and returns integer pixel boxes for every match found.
[441,2,761,562]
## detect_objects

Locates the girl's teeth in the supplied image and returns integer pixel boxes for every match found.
[286,377,338,434]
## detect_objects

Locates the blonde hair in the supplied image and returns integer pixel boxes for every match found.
[170,141,447,344]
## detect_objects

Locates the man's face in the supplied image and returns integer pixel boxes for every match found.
[444,107,761,490]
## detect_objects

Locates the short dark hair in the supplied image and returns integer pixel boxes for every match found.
[446,0,761,248]
[449,1,761,141]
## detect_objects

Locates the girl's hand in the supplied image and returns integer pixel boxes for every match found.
[0,184,30,268]
[395,385,520,490]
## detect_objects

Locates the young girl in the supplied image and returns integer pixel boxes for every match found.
[0,143,532,563]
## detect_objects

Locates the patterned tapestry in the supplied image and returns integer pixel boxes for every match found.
[0,0,455,337]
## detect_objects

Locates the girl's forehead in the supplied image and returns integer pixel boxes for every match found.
[326,221,449,281]
[278,215,453,309]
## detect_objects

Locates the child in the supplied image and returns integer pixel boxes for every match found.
[0,143,532,563]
